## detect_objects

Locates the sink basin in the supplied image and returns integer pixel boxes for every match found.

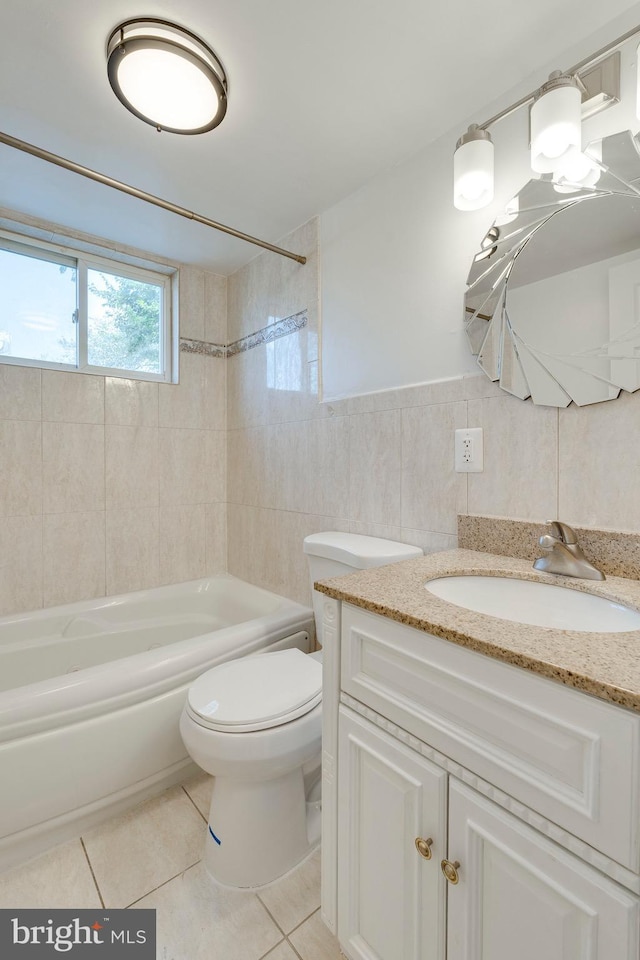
[425,575,640,632]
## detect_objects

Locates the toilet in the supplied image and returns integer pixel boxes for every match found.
[179,532,423,888]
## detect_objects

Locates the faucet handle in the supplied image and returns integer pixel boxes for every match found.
[546,520,578,545]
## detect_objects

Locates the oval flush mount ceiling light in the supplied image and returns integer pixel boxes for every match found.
[106,18,228,134]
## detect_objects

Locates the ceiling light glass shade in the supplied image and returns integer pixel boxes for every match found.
[106,19,228,134]
[453,126,494,211]
[530,74,582,173]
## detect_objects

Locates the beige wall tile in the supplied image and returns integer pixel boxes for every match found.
[227,219,318,343]
[205,502,227,574]
[399,527,458,554]
[467,395,558,522]
[160,353,210,429]
[205,356,226,427]
[227,427,266,508]
[0,365,41,421]
[0,420,42,517]
[43,422,105,514]
[204,271,227,344]
[207,429,227,504]
[178,266,205,341]
[106,507,159,594]
[159,504,207,585]
[558,391,640,530]
[227,349,270,430]
[159,428,219,505]
[227,504,348,606]
[42,371,104,423]
[349,410,402,525]
[106,425,159,508]
[43,512,106,607]
[348,520,403,541]
[401,402,467,535]
[105,377,158,426]
[0,515,42,615]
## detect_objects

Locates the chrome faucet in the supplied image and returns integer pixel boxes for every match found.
[533,521,605,581]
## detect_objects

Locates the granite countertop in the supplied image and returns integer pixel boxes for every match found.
[314,549,640,712]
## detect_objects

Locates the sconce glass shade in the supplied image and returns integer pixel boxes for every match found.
[530,74,582,173]
[106,18,228,134]
[453,126,494,211]
[553,142,602,193]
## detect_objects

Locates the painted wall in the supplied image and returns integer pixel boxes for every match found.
[0,211,227,617]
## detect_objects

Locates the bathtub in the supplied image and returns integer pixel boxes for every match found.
[0,575,314,872]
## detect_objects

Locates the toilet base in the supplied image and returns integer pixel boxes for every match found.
[203,766,320,888]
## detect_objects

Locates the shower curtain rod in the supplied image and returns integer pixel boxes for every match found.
[0,129,307,265]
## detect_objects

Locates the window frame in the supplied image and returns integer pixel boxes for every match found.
[0,229,175,383]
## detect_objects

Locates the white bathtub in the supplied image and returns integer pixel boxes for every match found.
[0,575,314,872]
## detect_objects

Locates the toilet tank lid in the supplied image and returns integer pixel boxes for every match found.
[303,532,423,568]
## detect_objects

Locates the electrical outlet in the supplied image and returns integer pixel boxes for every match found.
[455,428,484,473]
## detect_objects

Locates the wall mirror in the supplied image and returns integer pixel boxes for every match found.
[464,130,640,406]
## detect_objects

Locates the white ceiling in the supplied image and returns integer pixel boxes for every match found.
[1,0,639,274]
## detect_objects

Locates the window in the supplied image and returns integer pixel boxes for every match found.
[0,231,174,381]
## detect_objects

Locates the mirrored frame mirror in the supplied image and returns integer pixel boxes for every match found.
[464,130,640,407]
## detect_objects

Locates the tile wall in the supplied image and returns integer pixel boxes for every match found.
[227,218,640,608]
[4,213,640,618]
[0,258,228,617]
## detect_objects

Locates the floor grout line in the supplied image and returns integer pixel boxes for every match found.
[180,783,209,824]
[80,837,105,909]
[125,858,202,908]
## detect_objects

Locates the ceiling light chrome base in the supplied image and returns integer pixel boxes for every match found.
[106,18,228,135]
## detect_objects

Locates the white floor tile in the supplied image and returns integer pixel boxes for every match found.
[0,840,101,909]
[135,861,282,960]
[83,786,205,908]
[289,909,344,960]
[260,941,299,960]
[182,772,213,819]
[258,849,320,934]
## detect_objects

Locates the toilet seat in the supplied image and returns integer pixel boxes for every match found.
[186,648,322,733]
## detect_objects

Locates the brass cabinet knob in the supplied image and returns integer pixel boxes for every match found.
[441,859,461,884]
[414,837,434,860]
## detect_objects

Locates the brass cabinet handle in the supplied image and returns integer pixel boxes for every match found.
[441,859,461,884]
[414,837,434,860]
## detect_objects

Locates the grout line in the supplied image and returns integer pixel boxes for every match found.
[256,938,288,960]
[286,905,322,938]
[125,858,201,908]
[180,784,209,824]
[80,837,105,909]
[255,897,287,938]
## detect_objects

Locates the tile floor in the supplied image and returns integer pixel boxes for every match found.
[0,773,344,960]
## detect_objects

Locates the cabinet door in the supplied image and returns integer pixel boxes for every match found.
[337,707,447,960]
[446,780,640,960]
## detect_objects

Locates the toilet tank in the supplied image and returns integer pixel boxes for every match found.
[303,532,423,646]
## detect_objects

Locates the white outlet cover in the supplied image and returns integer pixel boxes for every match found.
[455,427,484,472]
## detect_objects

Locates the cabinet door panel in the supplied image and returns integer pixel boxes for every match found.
[447,780,640,960]
[338,708,447,960]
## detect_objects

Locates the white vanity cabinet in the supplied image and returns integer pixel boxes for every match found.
[321,599,640,960]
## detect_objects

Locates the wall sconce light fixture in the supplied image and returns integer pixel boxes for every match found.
[106,18,228,135]
[452,26,633,211]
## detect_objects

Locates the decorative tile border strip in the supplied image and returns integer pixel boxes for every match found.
[179,338,226,357]
[458,513,640,580]
[227,309,308,357]
[179,309,308,359]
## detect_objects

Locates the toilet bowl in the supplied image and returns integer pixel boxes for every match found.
[180,532,423,888]
[179,648,322,888]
